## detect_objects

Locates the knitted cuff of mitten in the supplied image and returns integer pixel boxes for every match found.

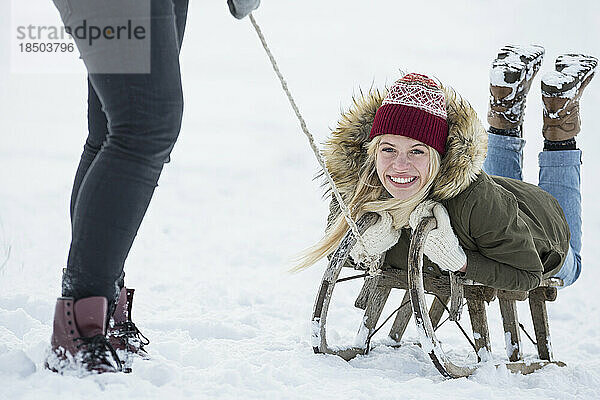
[426,235,467,272]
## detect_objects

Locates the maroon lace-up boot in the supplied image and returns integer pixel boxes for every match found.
[46,296,121,374]
[107,288,149,371]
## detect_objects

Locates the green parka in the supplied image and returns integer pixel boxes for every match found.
[323,85,570,292]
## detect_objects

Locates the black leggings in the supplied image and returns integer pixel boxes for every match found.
[52,0,189,304]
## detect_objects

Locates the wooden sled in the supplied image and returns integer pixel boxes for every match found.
[311,213,566,378]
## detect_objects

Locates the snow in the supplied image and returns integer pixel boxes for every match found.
[1,0,600,398]
[477,347,493,363]
[353,316,369,347]
[310,319,320,346]
[490,65,516,88]
[542,70,575,88]
[504,331,518,357]
[557,54,596,79]
[0,350,35,378]
[541,54,596,116]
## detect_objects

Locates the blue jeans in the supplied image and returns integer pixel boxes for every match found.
[482,133,582,287]
[52,0,189,303]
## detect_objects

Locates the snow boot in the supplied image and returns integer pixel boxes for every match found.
[107,287,150,368]
[488,45,545,130]
[46,296,122,374]
[542,54,598,141]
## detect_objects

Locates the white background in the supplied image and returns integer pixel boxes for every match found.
[1,1,600,398]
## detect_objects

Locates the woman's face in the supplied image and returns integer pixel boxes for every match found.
[375,134,431,200]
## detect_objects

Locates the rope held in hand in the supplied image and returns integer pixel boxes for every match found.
[248,14,380,273]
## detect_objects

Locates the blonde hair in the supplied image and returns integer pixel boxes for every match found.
[292,136,441,271]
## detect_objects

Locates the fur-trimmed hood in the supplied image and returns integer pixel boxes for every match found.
[323,83,488,202]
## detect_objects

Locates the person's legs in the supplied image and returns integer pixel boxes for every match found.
[173,0,189,51]
[62,0,186,305]
[69,79,109,219]
[483,45,544,181]
[538,150,582,286]
[69,0,189,218]
[49,0,188,372]
[482,132,525,180]
[537,54,597,287]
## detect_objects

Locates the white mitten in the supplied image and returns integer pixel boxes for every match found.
[350,212,401,264]
[409,202,466,272]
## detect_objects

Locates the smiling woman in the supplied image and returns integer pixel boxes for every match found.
[295,64,594,293]
[294,74,446,272]
[375,135,432,200]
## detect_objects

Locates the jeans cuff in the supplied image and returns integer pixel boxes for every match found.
[538,150,582,167]
[554,246,581,288]
[487,132,526,153]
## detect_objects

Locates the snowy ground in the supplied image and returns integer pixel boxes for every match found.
[1,0,600,399]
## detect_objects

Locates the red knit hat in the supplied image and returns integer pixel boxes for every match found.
[370,73,448,155]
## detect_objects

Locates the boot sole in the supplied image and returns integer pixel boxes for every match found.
[491,45,545,86]
[542,54,598,96]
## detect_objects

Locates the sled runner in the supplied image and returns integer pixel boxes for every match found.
[311,213,566,378]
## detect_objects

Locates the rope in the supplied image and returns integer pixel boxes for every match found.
[432,294,477,353]
[361,293,476,355]
[248,14,380,274]
[434,314,451,332]
[336,273,370,283]
[364,299,412,354]
[519,322,537,346]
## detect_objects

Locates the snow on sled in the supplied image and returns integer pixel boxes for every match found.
[311,212,566,378]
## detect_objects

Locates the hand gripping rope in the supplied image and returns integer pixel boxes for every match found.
[248,14,381,274]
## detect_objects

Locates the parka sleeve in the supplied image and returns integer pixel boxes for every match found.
[461,186,543,291]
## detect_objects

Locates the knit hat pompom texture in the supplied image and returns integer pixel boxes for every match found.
[370,73,449,155]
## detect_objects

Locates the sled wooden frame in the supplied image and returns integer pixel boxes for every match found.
[311,213,566,378]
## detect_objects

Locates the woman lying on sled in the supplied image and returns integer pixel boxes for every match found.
[297,46,597,291]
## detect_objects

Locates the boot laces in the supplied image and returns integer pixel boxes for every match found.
[74,334,123,372]
[114,321,150,346]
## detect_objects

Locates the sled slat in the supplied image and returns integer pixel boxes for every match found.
[504,360,565,374]
[497,289,529,301]
[499,299,522,362]
[355,277,377,310]
[358,281,391,348]
[377,271,496,302]
[529,287,553,361]
[449,273,464,321]
[429,294,449,330]
[388,290,412,342]
[466,297,491,361]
